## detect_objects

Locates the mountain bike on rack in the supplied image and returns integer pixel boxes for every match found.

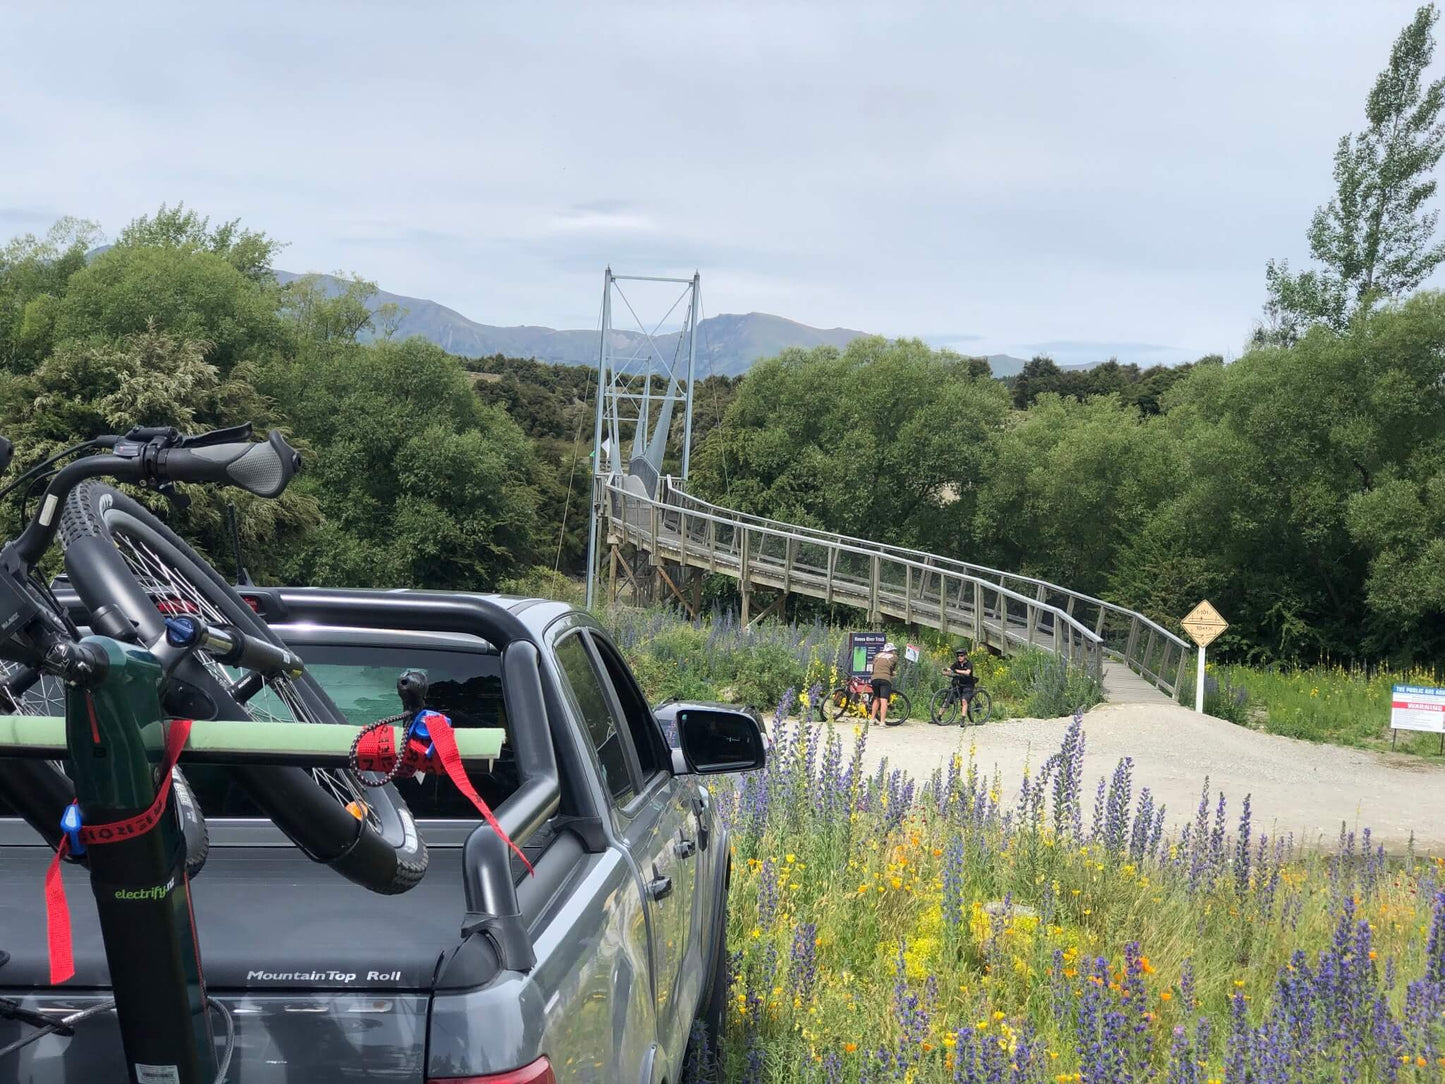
[929,682,993,726]
[0,423,448,1084]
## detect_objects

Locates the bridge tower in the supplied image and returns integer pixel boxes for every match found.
[585,269,701,609]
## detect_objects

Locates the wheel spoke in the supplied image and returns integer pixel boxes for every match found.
[108,527,383,833]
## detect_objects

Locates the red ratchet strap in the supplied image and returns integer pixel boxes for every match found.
[354,713,533,875]
[45,718,193,985]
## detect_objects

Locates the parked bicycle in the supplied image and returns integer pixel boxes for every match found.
[929,682,993,725]
[828,674,912,726]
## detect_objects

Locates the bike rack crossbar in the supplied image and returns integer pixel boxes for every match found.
[0,716,505,769]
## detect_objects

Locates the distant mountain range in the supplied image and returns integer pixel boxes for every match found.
[275,272,878,377]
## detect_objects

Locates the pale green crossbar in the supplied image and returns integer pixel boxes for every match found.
[0,716,505,769]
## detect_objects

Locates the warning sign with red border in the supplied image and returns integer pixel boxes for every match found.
[1390,684,1445,734]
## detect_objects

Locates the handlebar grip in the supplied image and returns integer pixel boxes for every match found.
[163,431,301,498]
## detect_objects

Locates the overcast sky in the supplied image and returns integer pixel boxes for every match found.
[2,1,1438,365]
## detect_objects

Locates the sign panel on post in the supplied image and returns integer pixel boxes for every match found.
[1180,601,1228,648]
[905,644,920,663]
[1390,685,1445,734]
[848,632,886,676]
[1180,600,1229,715]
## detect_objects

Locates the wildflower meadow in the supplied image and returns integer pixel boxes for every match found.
[608,607,1103,724]
[1178,661,1445,759]
[697,703,1445,1083]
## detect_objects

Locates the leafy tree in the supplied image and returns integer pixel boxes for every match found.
[118,203,281,284]
[0,321,316,576]
[0,217,101,373]
[690,337,1010,553]
[1260,4,1445,343]
[280,273,380,344]
[257,337,543,589]
[55,244,282,374]
[1011,356,1063,409]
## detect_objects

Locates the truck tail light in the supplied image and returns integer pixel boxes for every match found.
[429,1057,556,1084]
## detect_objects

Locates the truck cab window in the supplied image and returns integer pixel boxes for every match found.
[554,634,637,806]
[589,634,668,778]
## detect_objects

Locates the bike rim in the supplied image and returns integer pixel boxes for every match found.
[106,528,383,833]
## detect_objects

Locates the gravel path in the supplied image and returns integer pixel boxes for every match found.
[831,699,1445,853]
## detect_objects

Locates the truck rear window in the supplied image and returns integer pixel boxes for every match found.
[0,646,516,824]
[220,642,515,821]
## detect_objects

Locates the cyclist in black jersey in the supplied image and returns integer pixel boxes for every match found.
[944,648,977,708]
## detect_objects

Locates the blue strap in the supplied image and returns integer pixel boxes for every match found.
[60,802,85,857]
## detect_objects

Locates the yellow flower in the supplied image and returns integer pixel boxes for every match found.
[844,1043,858,1054]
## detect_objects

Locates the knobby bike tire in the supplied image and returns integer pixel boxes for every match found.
[883,691,911,726]
[829,686,855,721]
[929,687,962,726]
[57,482,426,895]
[966,688,994,725]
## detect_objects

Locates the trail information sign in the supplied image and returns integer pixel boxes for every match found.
[1181,601,1228,647]
[905,644,920,663]
[848,632,886,676]
[1390,685,1445,734]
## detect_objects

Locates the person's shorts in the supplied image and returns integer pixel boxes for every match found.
[953,680,976,701]
[871,678,893,701]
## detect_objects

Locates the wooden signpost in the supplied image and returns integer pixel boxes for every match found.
[1180,600,1228,714]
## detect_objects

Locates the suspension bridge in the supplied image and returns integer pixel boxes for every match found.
[584,271,1188,703]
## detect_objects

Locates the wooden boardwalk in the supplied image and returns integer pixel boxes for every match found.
[599,478,1194,702]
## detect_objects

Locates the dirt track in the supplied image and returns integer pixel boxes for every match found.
[840,698,1445,854]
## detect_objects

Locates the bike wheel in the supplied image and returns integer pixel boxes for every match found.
[966,689,993,725]
[884,691,910,726]
[930,687,961,726]
[0,660,212,876]
[828,686,853,721]
[58,482,426,895]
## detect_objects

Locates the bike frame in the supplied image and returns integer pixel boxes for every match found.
[67,635,215,1084]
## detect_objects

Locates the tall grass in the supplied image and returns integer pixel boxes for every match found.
[701,707,1445,1082]
[1179,661,1445,757]
[607,606,1103,721]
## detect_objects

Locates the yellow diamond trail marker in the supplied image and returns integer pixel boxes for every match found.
[1181,600,1228,648]
[1180,600,1228,714]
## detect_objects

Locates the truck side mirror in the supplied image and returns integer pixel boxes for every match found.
[674,707,767,775]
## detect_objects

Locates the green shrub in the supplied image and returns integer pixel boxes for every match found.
[497,565,585,607]
[1007,648,1104,717]
[729,641,806,712]
[1177,667,1253,726]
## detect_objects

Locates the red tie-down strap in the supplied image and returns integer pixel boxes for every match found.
[353,712,533,875]
[45,717,193,985]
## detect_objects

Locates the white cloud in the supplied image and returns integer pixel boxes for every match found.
[0,0,1437,356]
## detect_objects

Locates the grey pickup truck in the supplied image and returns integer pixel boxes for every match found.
[0,587,764,1083]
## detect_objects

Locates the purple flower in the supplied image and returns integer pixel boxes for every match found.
[789,921,818,1005]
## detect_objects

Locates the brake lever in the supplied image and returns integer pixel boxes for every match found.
[178,423,253,449]
[122,425,181,444]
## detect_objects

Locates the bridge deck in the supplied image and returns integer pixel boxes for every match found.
[598,478,1193,701]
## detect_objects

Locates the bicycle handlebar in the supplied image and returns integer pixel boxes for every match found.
[150,430,301,499]
[9,426,301,571]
